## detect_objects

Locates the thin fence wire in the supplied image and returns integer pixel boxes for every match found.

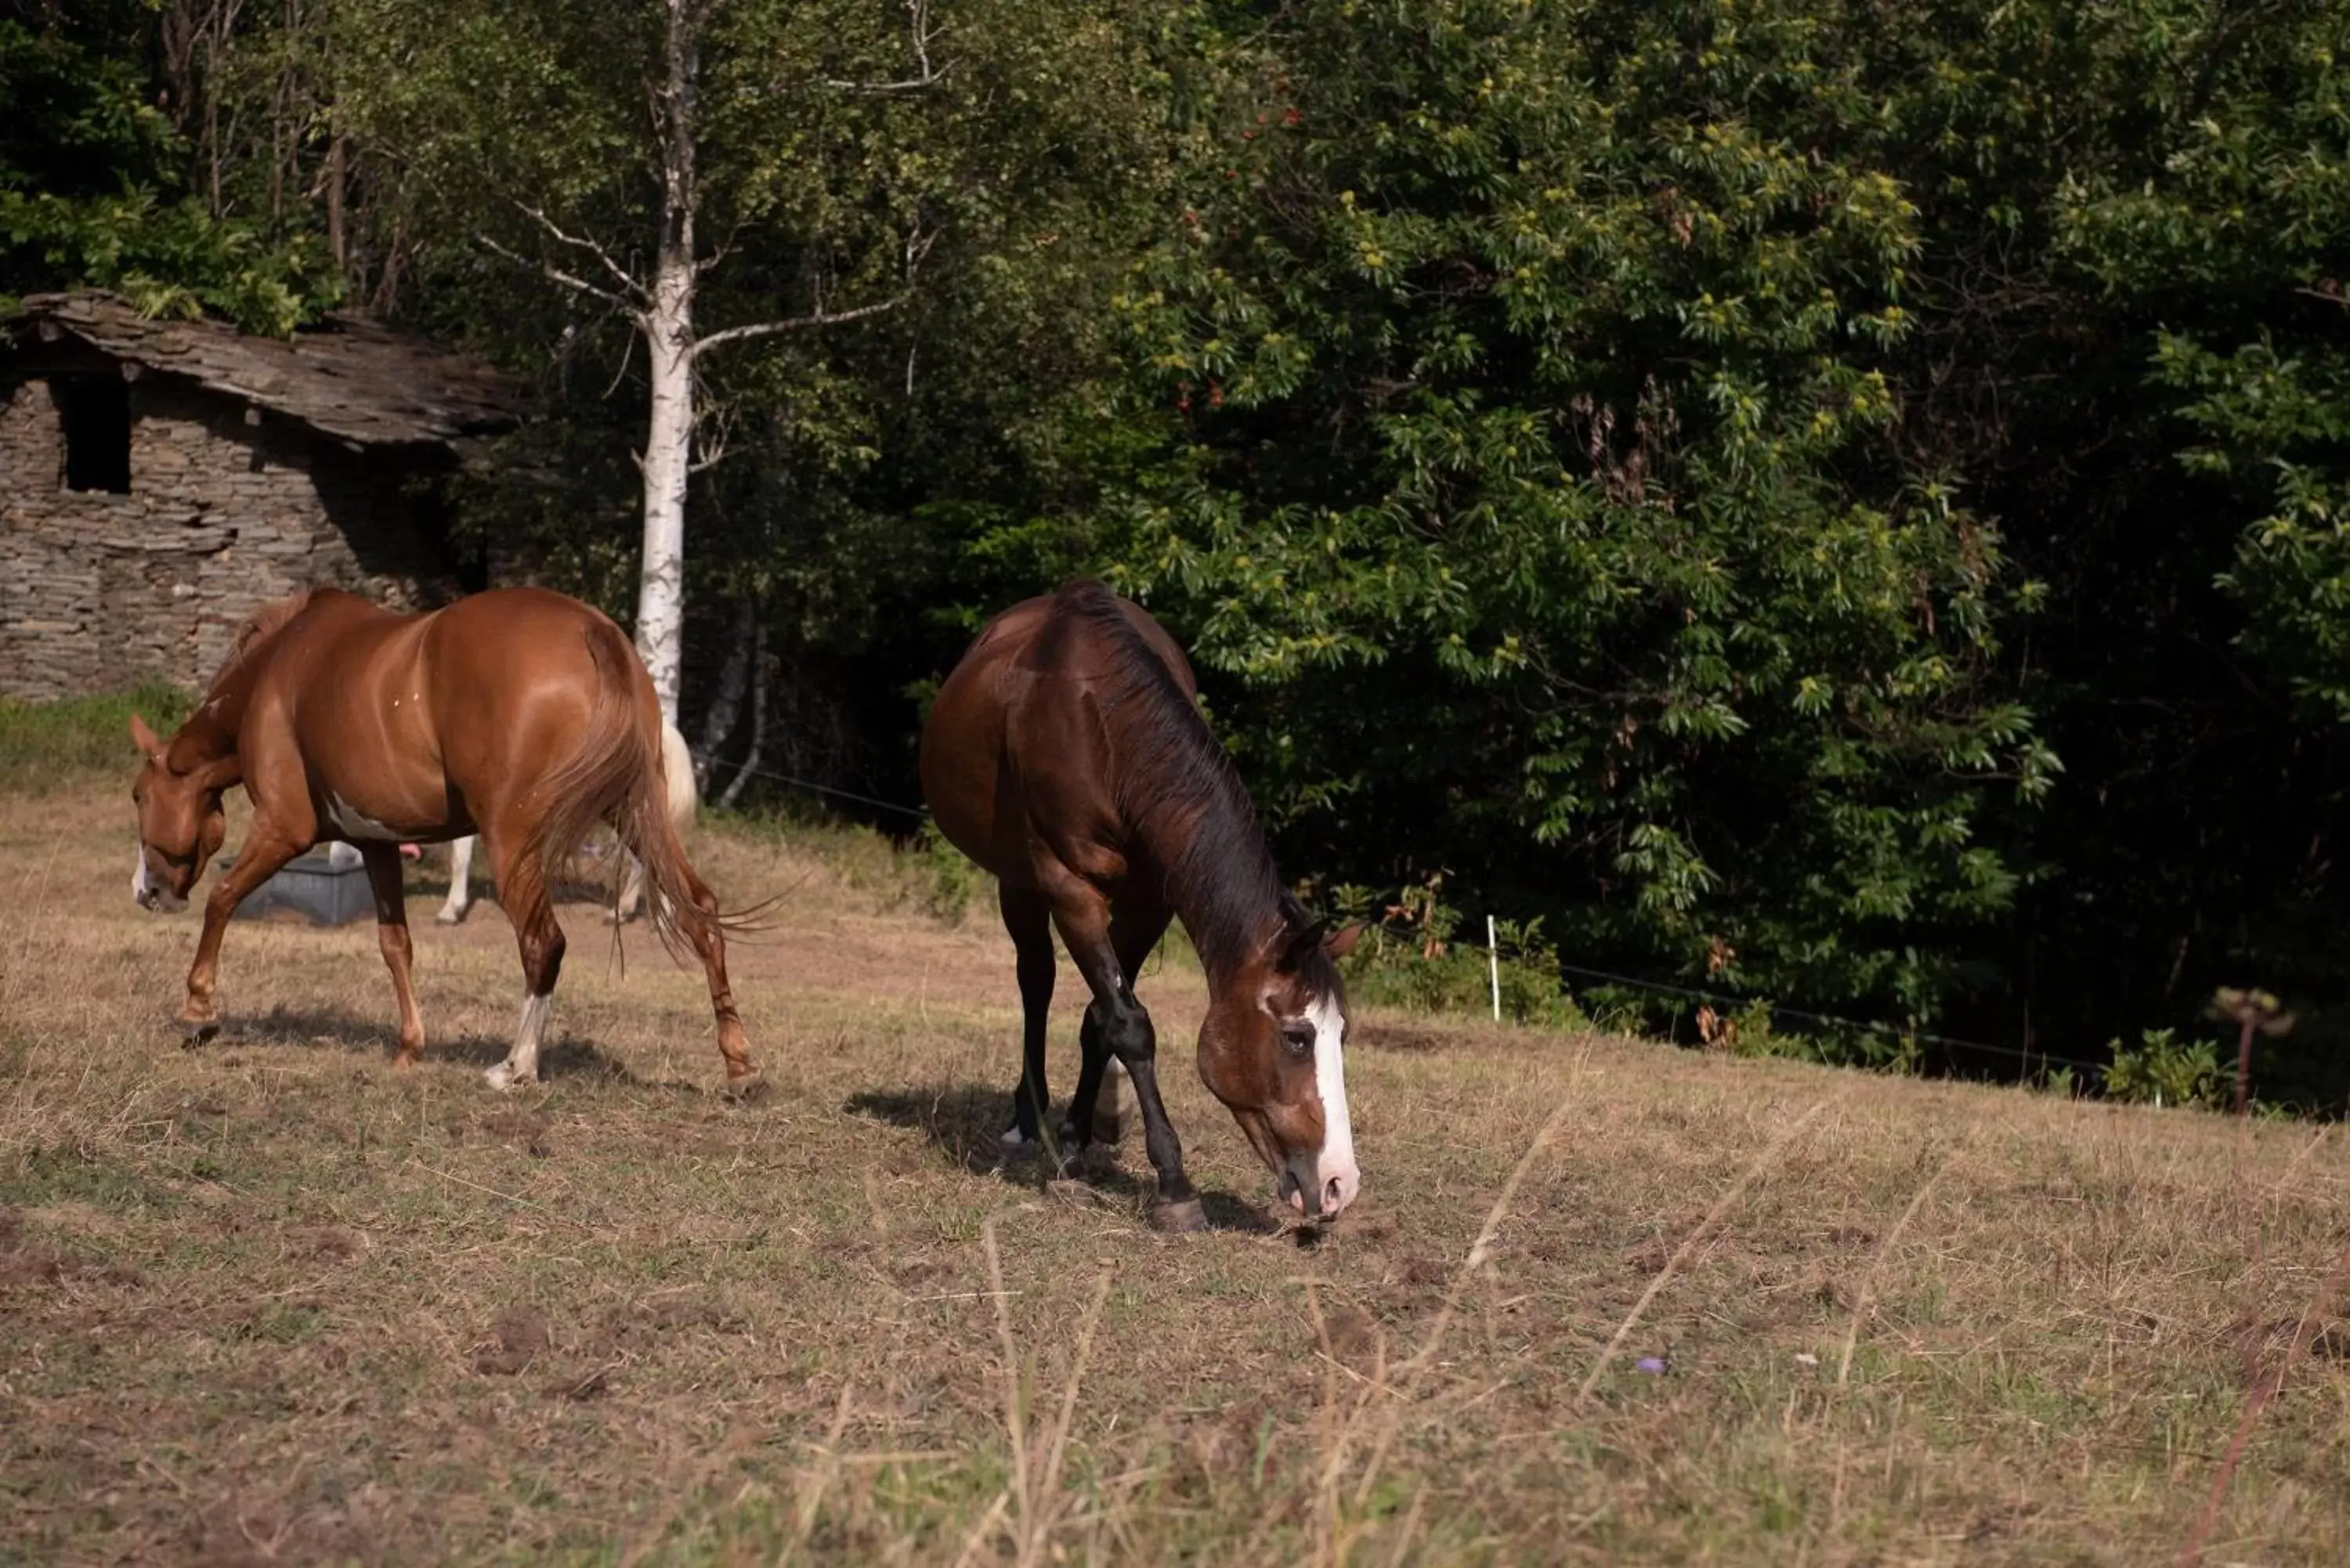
[1554,959,2108,1077]
[690,748,930,821]
[682,745,2099,1077]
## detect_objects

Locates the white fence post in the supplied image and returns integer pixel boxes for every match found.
[1488,914,1502,1023]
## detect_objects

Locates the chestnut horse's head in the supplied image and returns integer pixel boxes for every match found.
[128,714,226,913]
[1198,909,1364,1221]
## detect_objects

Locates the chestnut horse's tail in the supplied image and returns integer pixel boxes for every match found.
[517,614,734,965]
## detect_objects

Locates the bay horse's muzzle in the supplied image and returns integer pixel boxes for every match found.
[1280,1154,1361,1221]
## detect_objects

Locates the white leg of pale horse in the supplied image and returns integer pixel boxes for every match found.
[611,851,649,925]
[608,717,697,927]
[1094,1057,1133,1143]
[436,836,475,926]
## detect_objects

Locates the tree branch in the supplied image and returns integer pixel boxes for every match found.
[826,0,949,92]
[510,201,648,301]
[690,293,908,359]
[478,233,645,320]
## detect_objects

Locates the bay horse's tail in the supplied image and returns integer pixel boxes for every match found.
[516,614,739,965]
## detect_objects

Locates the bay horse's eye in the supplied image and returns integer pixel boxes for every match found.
[1280,1023,1314,1058]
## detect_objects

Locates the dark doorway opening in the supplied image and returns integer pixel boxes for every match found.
[54,375,132,493]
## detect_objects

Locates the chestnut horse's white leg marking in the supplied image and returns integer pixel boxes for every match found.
[1304,992,1360,1216]
[436,836,475,925]
[485,990,552,1091]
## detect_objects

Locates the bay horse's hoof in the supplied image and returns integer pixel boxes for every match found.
[1000,1126,1038,1150]
[721,1073,768,1104]
[1150,1198,1209,1234]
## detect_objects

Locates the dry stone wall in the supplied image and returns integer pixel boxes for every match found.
[0,371,456,700]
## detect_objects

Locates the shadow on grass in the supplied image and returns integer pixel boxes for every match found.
[842,1082,1278,1234]
[212,1003,649,1086]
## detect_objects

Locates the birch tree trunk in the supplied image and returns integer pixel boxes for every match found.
[631,0,706,727]
[637,263,694,724]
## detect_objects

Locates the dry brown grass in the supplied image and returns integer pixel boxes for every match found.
[5,779,2349,1565]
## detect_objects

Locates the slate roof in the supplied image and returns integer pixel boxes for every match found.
[5,291,520,450]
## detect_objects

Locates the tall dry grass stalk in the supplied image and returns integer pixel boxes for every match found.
[977,1212,1115,1568]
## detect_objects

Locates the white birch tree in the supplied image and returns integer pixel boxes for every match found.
[343,0,943,721]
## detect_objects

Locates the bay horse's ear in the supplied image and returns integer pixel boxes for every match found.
[128,714,163,758]
[1278,914,1331,971]
[1321,923,1362,961]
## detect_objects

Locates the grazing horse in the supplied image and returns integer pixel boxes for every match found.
[919,580,1362,1230]
[127,586,758,1094]
[436,715,696,928]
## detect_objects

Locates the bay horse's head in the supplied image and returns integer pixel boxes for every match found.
[1198,907,1364,1221]
[127,714,226,913]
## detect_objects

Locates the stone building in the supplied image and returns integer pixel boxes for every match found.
[0,291,518,700]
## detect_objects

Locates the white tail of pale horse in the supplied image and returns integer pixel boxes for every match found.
[435,717,697,927]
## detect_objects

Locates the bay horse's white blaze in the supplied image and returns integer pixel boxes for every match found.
[1288,992,1359,1217]
[486,990,555,1090]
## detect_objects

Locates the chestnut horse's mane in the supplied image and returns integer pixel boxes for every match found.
[1039,580,1331,984]
[208,587,327,696]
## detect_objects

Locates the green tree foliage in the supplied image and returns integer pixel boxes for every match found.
[1104,0,2055,1021]
[0,4,336,331]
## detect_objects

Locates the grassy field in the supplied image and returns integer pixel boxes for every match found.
[4,757,2349,1565]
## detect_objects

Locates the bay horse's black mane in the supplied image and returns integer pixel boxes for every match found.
[1038,579,1333,989]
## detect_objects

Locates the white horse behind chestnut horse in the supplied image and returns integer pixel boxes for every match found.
[437,717,696,927]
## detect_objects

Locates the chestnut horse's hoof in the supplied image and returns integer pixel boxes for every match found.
[179,1016,220,1048]
[1150,1198,1209,1234]
[483,1063,530,1093]
[721,1073,768,1104]
[433,907,466,927]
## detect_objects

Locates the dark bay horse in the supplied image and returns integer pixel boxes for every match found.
[919,580,1361,1230]
[127,586,757,1094]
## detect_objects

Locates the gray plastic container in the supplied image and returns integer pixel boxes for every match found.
[224,843,376,927]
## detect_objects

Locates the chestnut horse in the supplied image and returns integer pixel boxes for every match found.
[128,586,758,1094]
[919,580,1361,1230]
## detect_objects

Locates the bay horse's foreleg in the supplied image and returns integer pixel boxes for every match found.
[1065,905,1165,1151]
[177,830,302,1042]
[998,884,1056,1147]
[1047,887,1203,1232]
[482,838,565,1092]
[360,844,426,1067]
[435,836,475,926]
